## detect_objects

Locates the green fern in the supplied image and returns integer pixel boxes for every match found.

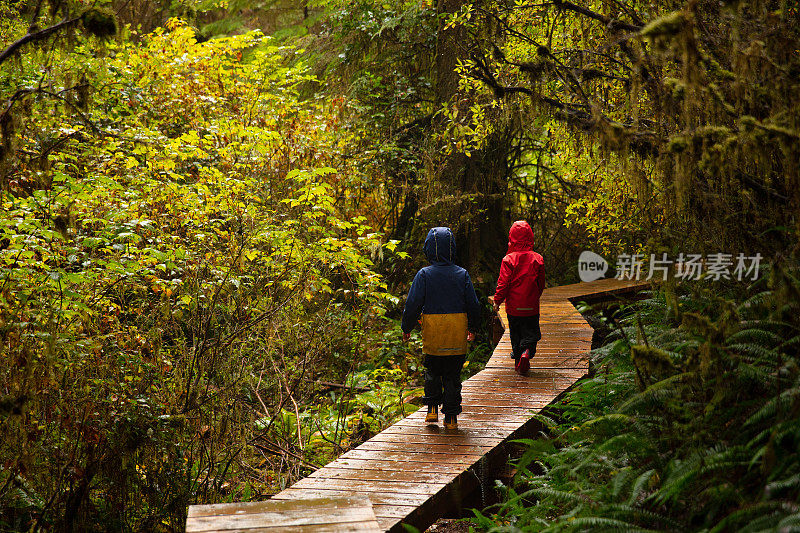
[603,503,682,529]
[626,469,656,506]
[727,328,784,346]
[566,515,661,531]
[529,487,589,504]
[727,342,781,363]
[765,473,800,496]
[479,271,800,532]
[744,387,800,428]
[776,513,800,530]
[709,501,790,532]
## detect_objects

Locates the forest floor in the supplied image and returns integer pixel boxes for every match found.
[426,518,474,532]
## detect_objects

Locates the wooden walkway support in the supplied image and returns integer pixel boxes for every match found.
[186,278,647,532]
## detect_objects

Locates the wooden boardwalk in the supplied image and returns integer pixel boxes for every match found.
[186,278,647,532]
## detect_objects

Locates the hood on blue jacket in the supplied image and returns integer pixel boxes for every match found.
[424,227,456,264]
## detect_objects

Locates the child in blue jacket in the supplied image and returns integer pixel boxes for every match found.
[402,227,481,430]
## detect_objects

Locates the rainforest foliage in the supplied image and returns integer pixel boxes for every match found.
[473,268,800,531]
[0,0,798,531]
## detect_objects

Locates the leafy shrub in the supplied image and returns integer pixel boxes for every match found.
[0,20,399,531]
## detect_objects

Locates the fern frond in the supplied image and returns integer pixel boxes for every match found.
[698,445,750,476]
[739,290,773,312]
[627,469,656,506]
[727,342,780,363]
[726,328,784,346]
[776,513,800,531]
[633,298,667,312]
[611,467,634,499]
[710,501,790,532]
[580,413,633,431]
[652,455,701,506]
[766,473,800,496]
[744,387,800,428]
[780,334,800,352]
[603,503,683,529]
[567,515,660,532]
[737,512,786,532]
[617,372,694,414]
[738,319,793,331]
[746,426,773,449]
[593,433,651,457]
[735,362,774,383]
[530,413,559,428]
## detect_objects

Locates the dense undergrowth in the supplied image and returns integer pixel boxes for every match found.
[0,14,479,531]
[472,264,800,531]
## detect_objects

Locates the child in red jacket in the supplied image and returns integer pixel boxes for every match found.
[492,220,545,375]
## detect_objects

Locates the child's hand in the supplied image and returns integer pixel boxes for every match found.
[467,332,475,342]
[402,332,411,342]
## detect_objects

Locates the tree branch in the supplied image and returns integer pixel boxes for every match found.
[553,0,642,32]
[0,16,82,67]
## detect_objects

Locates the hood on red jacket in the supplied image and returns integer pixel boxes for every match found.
[507,220,535,253]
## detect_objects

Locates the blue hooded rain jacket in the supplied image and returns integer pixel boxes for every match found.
[401,227,481,356]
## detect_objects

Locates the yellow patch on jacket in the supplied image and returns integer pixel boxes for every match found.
[421,313,468,356]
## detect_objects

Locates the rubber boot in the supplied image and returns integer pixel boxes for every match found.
[516,349,531,376]
[443,414,458,430]
[425,405,438,423]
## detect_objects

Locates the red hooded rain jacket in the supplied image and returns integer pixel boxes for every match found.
[493,220,545,316]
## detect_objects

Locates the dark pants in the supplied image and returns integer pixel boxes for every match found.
[508,314,541,359]
[423,354,466,416]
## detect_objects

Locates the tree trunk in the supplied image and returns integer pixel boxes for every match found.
[430,0,510,275]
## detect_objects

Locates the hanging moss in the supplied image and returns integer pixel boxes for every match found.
[640,12,686,38]
[631,344,677,389]
[664,77,686,100]
[739,115,756,131]
[695,125,732,141]
[668,135,689,153]
[519,59,547,81]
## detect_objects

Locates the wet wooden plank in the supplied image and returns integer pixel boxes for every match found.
[355,440,494,455]
[379,424,517,439]
[460,386,568,397]
[289,477,447,494]
[366,432,503,446]
[403,405,534,416]
[397,414,529,425]
[307,467,458,484]
[466,372,587,383]
[191,525,382,533]
[484,356,589,364]
[454,398,552,410]
[273,488,431,507]
[370,504,426,519]
[396,417,527,429]
[340,448,484,464]
[186,497,380,532]
[325,457,473,473]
